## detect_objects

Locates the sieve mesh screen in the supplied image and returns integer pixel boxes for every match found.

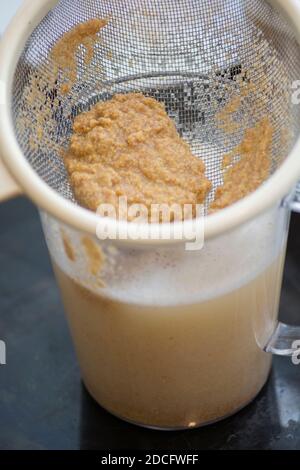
[11,0,300,213]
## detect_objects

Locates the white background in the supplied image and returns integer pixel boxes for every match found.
[0,1,22,34]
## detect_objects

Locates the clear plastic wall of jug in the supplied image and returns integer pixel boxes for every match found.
[40,200,289,430]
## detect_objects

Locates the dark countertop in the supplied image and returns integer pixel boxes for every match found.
[0,197,300,451]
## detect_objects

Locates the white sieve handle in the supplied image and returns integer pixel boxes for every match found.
[0,3,24,203]
[0,157,21,202]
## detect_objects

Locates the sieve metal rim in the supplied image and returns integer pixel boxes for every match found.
[1,0,300,244]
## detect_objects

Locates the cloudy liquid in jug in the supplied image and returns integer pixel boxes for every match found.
[53,249,284,429]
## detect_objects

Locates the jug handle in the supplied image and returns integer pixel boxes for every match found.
[265,184,300,360]
[0,157,22,202]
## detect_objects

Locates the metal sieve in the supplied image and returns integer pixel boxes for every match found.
[1,0,300,239]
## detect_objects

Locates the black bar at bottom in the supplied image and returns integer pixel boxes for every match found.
[0,450,299,466]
